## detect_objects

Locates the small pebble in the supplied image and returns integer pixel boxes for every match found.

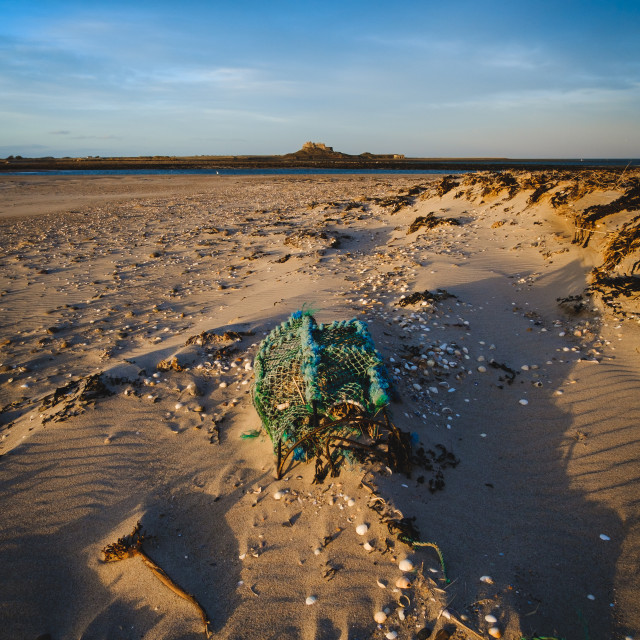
[587,594,596,600]
[356,524,369,535]
[398,558,414,572]
[219,382,227,388]
[519,398,529,405]
[477,365,487,373]
[305,595,317,605]
[374,610,387,624]
[600,534,611,541]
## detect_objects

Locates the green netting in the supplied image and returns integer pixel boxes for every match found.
[252,311,391,455]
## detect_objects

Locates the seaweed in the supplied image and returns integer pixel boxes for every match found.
[574,180,640,247]
[407,213,460,234]
[397,289,456,306]
[102,523,211,638]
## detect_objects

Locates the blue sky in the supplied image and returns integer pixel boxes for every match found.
[1,0,638,158]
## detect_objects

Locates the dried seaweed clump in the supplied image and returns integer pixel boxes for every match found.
[397,289,456,307]
[407,213,460,234]
[39,373,113,424]
[436,175,460,197]
[574,180,640,247]
[102,522,212,638]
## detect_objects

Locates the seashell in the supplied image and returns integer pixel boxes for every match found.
[485,614,498,623]
[395,576,411,589]
[441,608,452,619]
[488,627,502,638]
[386,632,398,640]
[305,595,317,605]
[519,398,528,405]
[363,541,374,552]
[373,611,387,624]
[398,558,414,572]
[174,402,184,410]
[376,578,387,589]
[397,608,405,621]
[477,366,487,373]
[313,547,321,555]
[600,534,611,541]
[219,382,227,388]
[347,498,356,507]
[276,401,289,411]
[480,575,494,584]
[273,490,284,500]
[356,524,369,535]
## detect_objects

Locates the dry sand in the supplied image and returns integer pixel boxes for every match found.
[0,171,639,640]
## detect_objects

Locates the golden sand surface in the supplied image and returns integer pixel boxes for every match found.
[0,171,638,640]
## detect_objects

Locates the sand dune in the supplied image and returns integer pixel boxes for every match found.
[1,171,638,640]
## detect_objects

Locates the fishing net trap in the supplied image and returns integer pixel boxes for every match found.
[252,311,411,479]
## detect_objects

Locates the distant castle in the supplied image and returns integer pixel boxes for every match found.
[301,141,334,153]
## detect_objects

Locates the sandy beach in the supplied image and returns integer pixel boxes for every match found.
[1,170,638,640]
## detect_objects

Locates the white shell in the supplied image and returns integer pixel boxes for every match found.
[305,595,317,605]
[480,575,494,584]
[600,534,611,541]
[441,609,452,619]
[374,611,387,624]
[386,632,398,640]
[485,614,498,623]
[398,559,414,572]
[519,398,528,405]
[376,578,387,589]
[395,576,411,589]
[363,541,374,552]
[313,547,321,555]
[397,608,405,621]
[347,498,356,507]
[273,490,284,500]
[356,524,369,535]
[488,627,502,638]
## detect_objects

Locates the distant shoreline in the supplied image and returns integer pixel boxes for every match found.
[1,155,637,173]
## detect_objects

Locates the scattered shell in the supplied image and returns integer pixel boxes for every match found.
[600,534,611,541]
[347,498,356,507]
[480,575,494,584]
[305,595,317,605]
[363,541,374,552]
[519,398,529,405]
[485,614,498,624]
[356,523,369,535]
[587,594,596,600]
[395,576,411,589]
[488,627,502,638]
[441,608,452,619]
[397,608,405,621]
[477,365,487,373]
[273,490,284,500]
[219,382,227,388]
[313,547,321,556]
[398,558,414,572]
[386,632,398,640]
[174,402,184,410]
[376,578,387,589]
[374,611,387,624]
